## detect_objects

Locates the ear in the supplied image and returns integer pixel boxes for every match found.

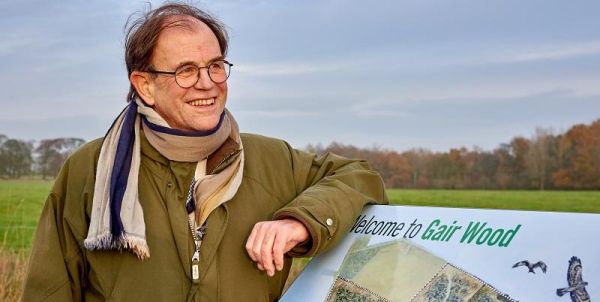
[130,71,156,106]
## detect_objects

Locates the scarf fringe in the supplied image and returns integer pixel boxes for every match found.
[84,232,150,260]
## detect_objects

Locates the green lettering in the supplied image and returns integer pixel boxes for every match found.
[487,229,504,246]
[476,228,492,245]
[421,219,440,240]
[431,225,447,241]
[444,224,462,241]
[499,224,521,247]
[460,221,487,243]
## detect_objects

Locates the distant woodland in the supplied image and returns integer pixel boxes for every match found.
[0,136,84,180]
[308,119,600,190]
[2,119,599,190]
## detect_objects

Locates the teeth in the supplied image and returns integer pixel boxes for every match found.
[189,98,215,106]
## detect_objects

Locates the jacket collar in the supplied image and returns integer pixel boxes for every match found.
[140,127,241,174]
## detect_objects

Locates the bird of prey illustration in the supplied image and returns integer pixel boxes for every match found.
[512,260,547,274]
[556,256,590,302]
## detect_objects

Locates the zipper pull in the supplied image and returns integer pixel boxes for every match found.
[191,250,200,284]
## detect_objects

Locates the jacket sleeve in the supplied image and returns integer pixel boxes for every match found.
[272,144,388,257]
[22,170,86,301]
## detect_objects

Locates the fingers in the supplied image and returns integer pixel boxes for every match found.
[245,223,259,262]
[246,222,264,264]
[246,222,277,275]
[259,227,276,276]
[245,219,310,277]
[272,233,286,272]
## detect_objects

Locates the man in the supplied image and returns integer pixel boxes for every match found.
[23,3,387,301]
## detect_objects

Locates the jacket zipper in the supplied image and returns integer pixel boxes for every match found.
[187,217,202,284]
[210,149,240,174]
[185,178,204,284]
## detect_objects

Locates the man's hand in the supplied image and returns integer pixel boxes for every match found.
[245,218,309,277]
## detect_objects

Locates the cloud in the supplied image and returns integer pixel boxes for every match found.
[350,100,412,117]
[495,41,600,63]
[0,35,38,56]
[235,60,360,77]
[352,110,410,118]
[234,40,600,83]
[347,88,600,115]
[237,109,321,118]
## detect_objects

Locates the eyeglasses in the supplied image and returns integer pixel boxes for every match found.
[147,59,233,88]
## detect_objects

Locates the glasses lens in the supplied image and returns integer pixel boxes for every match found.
[208,60,231,83]
[175,65,199,88]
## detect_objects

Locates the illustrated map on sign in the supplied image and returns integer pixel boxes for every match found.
[326,236,515,302]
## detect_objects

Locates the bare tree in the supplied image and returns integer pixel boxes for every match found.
[0,138,33,178]
[526,128,553,190]
[35,138,85,179]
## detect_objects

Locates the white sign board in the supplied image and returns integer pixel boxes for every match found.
[282,205,598,302]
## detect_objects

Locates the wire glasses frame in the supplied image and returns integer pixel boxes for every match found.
[147,60,233,88]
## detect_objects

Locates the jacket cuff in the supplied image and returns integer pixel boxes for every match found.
[272,198,338,257]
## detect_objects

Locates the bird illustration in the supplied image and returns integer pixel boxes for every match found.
[556,256,590,302]
[512,260,547,274]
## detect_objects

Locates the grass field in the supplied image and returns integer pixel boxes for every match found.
[387,189,600,213]
[0,180,52,251]
[1,181,599,251]
[0,180,599,300]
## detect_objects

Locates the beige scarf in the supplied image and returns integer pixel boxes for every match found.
[84,99,243,259]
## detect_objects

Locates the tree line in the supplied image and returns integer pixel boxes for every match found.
[1,118,599,189]
[307,119,600,190]
[0,135,84,179]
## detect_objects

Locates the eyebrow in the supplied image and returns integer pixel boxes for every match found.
[174,55,225,69]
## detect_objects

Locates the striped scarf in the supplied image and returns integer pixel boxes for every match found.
[84,99,243,259]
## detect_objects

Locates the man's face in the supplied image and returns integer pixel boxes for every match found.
[143,16,227,131]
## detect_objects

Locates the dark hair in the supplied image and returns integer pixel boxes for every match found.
[124,2,229,101]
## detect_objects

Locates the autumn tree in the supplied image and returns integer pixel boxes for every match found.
[404,149,430,188]
[468,149,499,189]
[493,144,513,189]
[552,120,600,189]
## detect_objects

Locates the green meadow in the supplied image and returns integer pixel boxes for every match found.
[0,180,52,251]
[387,189,600,213]
[0,180,599,251]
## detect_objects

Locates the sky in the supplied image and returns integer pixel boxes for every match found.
[1,0,599,152]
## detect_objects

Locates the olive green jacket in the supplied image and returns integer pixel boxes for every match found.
[23,133,388,301]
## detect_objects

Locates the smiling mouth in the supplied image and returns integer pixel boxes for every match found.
[188,98,215,106]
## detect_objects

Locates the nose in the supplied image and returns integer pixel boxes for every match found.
[193,67,215,90]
